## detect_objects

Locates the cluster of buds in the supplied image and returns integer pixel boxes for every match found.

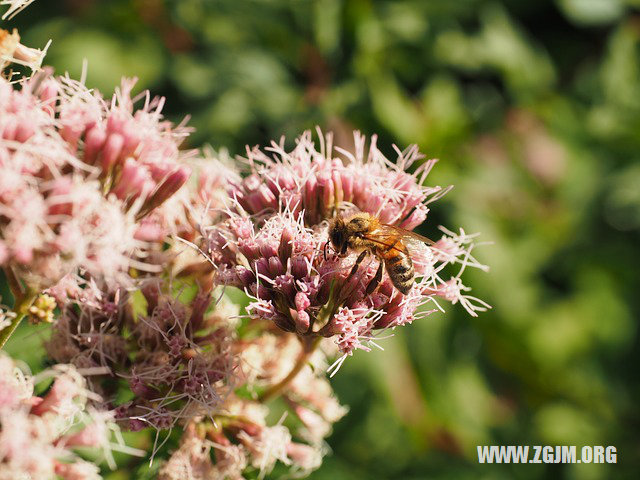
[27,293,56,324]
[205,131,489,365]
[135,150,241,246]
[47,283,238,431]
[56,76,192,219]
[0,353,141,480]
[0,70,195,292]
[0,74,138,289]
[229,131,442,227]
[47,281,348,477]
[159,328,347,479]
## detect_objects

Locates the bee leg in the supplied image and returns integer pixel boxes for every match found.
[348,251,368,278]
[366,259,384,295]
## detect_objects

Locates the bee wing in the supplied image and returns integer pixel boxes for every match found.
[379,224,435,246]
[377,225,434,272]
[359,224,434,254]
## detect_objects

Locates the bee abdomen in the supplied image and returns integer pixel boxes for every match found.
[385,254,415,294]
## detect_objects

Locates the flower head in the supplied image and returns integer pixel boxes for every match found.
[156,312,345,479]
[55,75,193,210]
[204,130,488,361]
[0,72,194,291]
[230,130,446,228]
[48,284,238,431]
[0,353,139,480]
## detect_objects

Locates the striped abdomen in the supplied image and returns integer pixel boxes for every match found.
[380,242,414,294]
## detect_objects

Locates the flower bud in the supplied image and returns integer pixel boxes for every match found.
[278,226,293,263]
[112,158,154,200]
[101,133,124,172]
[293,309,310,333]
[267,256,284,277]
[39,78,59,117]
[274,273,295,299]
[295,292,310,312]
[259,241,278,259]
[83,125,107,165]
[139,165,191,216]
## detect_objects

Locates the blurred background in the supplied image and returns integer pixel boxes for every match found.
[4,0,640,478]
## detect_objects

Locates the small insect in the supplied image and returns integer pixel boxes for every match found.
[326,212,433,295]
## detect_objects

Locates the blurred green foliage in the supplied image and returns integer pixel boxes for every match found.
[4,0,640,478]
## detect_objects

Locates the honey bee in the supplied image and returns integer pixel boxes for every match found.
[326,212,433,295]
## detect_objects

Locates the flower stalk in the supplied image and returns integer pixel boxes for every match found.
[258,335,322,403]
[0,267,36,349]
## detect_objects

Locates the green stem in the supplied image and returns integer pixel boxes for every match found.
[0,295,36,349]
[0,309,28,349]
[258,336,321,403]
[314,280,339,333]
[0,268,36,349]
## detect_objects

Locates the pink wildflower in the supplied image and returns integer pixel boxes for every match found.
[48,284,237,431]
[204,131,488,360]
[53,75,193,213]
[0,71,196,293]
[230,129,447,227]
[0,353,139,479]
[287,442,323,473]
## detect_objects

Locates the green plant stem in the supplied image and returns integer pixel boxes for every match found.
[0,268,36,349]
[0,309,28,349]
[258,335,321,403]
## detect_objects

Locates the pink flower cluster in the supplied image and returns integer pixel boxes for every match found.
[0,72,192,291]
[57,76,192,217]
[9,113,487,477]
[1,13,488,477]
[159,331,347,479]
[230,131,443,227]
[0,353,140,480]
[205,131,489,362]
[47,283,237,431]
[47,280,347,477]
